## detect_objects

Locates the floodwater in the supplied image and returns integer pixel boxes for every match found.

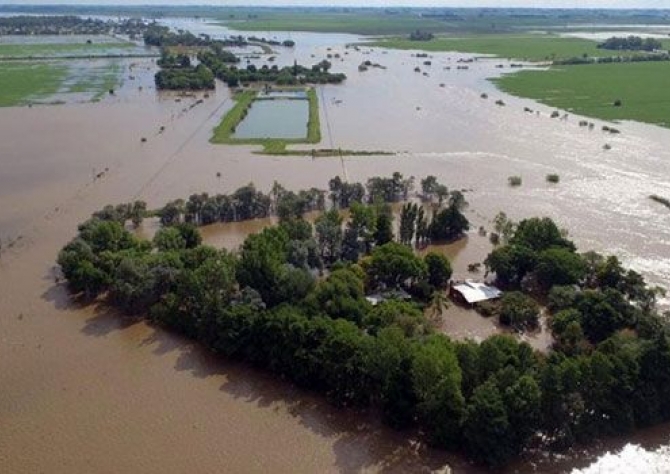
[2,17,670,473]
[234,98,309,139]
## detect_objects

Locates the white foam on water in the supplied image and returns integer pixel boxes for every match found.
[571,444,670,474]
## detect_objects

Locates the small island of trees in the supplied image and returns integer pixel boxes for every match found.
[598,35,664,52]
[154,53,215,90]
[148,24,343,90]
[199,51,346,87]
[57,173,670,468]
[409,30,435,41]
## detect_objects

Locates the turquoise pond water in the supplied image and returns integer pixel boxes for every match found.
[233,99,309,140]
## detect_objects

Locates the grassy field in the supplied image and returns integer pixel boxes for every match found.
[492,61,670,127]
[367,35,670,62]
[0,62,68,106]
[211,88,321,153]
[218,12,449,36]
[0,41,134,58]
[0,59,123,106]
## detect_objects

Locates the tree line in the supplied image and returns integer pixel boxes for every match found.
[57,175,670,468]
[199,49,346,87]
[598,35,664,52]
[0,15,148,37]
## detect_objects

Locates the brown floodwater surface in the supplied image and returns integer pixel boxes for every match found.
[2,20,670,473]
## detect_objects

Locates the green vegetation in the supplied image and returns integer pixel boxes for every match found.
[598,35,664,52]
[0,59,124,106]
[508,176,522,187]
[218,12,449,35]
[199,49,346,87]
[155,54,215,90]
[211,90,259,142]
[366,34,670,62]
[211,88,322,154]
[0,41,134,59]
[0,15,148,37]
[57,174,670,468]
[0,62,68,106]
[493,61,670,127]
[546,174,560,184]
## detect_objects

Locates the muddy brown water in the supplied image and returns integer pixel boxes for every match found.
[2,21,670,473]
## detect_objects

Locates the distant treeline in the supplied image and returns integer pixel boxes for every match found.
[57,172,670,468]
[553,52,670,66]
[143,25,295,50]
[143,25,246,49]
[0,15,149,38]
[598,35,664,52]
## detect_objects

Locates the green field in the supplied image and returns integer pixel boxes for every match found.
[219,12,449,35]
[212,88,321,153]
[0,60,123,106]
[0,62,68,106]
[493,61,670,127]
[0,41,134,58]
[367,35,670,62]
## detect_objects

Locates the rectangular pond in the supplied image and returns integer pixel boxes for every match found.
[233,98,309,140]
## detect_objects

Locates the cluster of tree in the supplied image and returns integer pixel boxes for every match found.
[598,35,664,52]
[199,51,346,87]
[154,53,215,90]
[92,201,148,228]
[144,25,244,49]
[151,174,469,256]
[554,52,670,66]
[247,36,295,48]
[409,30,435,41]
[0,15,148,37]
[57,206,670,467]
[57,176,670,468]
[156,183,325,227]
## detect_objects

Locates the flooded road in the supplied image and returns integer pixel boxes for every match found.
[1,18,670,473]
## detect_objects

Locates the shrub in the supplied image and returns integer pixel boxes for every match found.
[508,176,522,187]
[546,174,560,184]
[499,292,539,330]
[476,300,500,318]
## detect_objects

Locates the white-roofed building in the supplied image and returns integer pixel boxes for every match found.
[450,280,502,306]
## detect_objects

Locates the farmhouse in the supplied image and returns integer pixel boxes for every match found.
[450,280,502,306]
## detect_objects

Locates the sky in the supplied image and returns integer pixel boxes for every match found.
[3,0,670,9]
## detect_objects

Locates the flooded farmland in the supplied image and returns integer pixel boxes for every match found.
[1,17,670,474]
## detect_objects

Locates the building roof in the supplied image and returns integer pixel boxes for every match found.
[452,280,502,304]
[365,289,412,306]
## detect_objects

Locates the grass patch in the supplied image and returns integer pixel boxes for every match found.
[218,12,448,36]
[366,34,670,62]
[0,41,134,58]
[0,62,68,106]
[493,61,670,127]
[211,88,321,152]
[211,89,257,142]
